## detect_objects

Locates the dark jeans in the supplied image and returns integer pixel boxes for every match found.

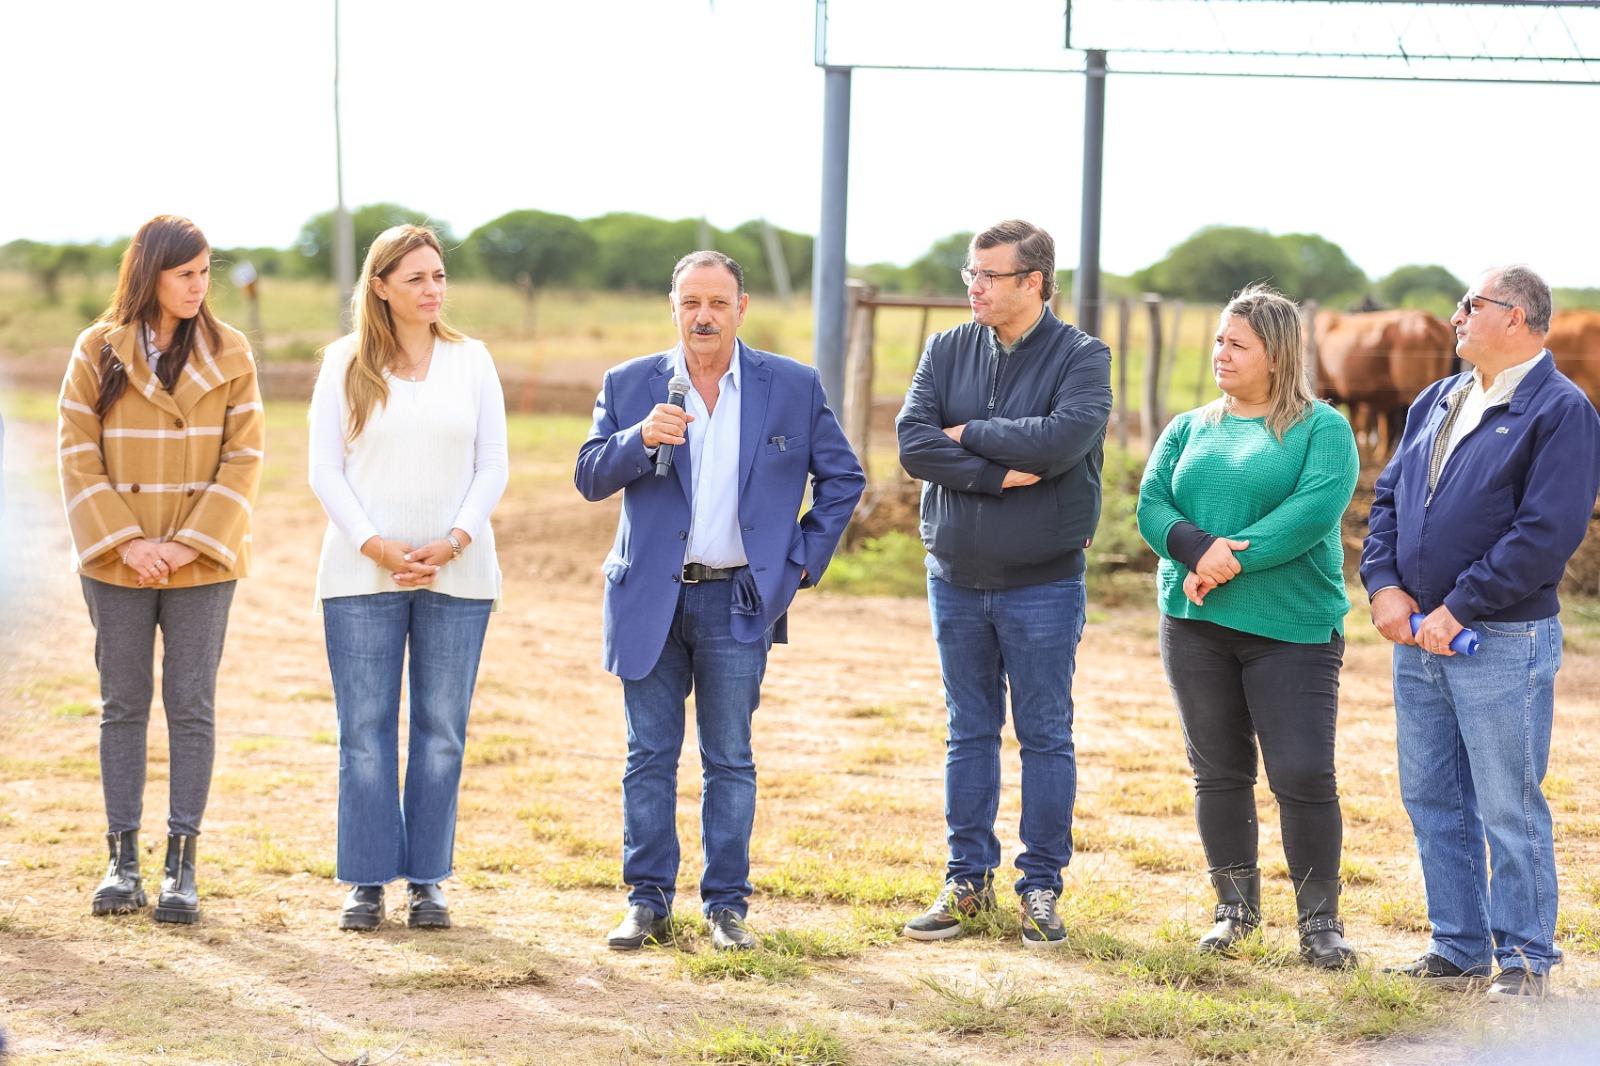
[1159,616,1345,884]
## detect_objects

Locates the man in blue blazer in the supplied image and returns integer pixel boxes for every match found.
[575,251,864,952]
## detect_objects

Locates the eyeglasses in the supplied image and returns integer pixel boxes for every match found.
[961,268,1032,290]
[1458,292,1516,317]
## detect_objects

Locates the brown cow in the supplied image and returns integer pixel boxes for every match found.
[1312,309,1455,460]
[1546,309,1600,410]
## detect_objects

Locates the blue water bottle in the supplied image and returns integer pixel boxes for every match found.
[1410,614,1480,656]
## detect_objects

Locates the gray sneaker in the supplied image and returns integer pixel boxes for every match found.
[903,879,996,941]
[1019,888,1068,949]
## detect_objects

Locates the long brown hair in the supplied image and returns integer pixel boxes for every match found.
[341,224,464,441]
[94,215,222,417]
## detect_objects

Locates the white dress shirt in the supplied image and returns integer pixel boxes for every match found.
[675,343,748,569]
[1442,351,1546,466]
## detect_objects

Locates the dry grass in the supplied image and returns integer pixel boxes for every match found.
[5,384,1600,1064]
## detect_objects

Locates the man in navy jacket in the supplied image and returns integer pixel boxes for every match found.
[576,251,863,952]
[896,220,1112,948]
[1362,265,1600,1001]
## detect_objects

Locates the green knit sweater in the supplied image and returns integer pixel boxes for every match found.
[1136,401,1359,643]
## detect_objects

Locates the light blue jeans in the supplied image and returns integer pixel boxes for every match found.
[619,579,771,919]
[323,591,493,886]
[928,574,1086,895]
[1394,615,1562,975]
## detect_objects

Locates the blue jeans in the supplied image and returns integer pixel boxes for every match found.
[323,591,493,886]
[620,579,771,918]
[1394,615,1562,975]
[928,574,1086,895]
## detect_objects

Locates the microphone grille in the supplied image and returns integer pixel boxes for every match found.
[668,375,691,397]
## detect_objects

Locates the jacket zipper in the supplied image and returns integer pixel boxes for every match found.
[987,343,1008,413]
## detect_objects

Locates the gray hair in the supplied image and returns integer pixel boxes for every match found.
[1486,264,1552,334]
[971,220,1057,302]
[670,250,745,297]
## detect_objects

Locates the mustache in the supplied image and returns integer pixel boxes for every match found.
[689,323,721,335]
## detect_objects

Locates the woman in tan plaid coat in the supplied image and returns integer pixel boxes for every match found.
[58,215,263,925]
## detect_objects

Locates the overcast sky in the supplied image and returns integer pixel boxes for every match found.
[7,0,1600,287]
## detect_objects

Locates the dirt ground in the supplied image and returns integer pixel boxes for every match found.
[5,367,1600,1064]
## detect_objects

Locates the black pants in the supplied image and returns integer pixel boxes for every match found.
[1159,616,1345,884]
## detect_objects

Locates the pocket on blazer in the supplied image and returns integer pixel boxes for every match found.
[602,551,630,585]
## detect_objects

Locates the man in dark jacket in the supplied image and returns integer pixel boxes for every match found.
[1362,265,1600,1001]
[895,220,1112,948]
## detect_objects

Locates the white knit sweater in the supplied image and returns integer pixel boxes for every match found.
[308,334,508,606]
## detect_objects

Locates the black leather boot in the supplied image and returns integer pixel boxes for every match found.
[153,834,200,924]
[1198,867,1260,954]
[1296,878,1357,969]
[91,829,146,915]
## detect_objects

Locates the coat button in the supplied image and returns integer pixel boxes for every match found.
[679,531,688,539]
[671,574,680,583]
[130,484,141,493]
[174,418,185,429]
[187,488,196,496]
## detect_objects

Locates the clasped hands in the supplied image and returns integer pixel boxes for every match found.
[1370,587,1464,655]
[361,529,470,587]
[941,423,1039,489]
[1182,537,1250,606]
[122,538,200,587]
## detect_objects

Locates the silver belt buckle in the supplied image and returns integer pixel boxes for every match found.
[682,564,701,584]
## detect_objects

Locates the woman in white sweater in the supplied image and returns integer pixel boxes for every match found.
[309,224,508,932]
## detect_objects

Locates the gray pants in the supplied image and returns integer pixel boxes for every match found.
[81,576,236,837]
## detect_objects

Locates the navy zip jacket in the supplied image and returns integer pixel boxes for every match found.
[1361,353,1600,624]
[896,308,1112,589]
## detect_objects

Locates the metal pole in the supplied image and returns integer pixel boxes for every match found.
[813,65,851,407]
[333,0,355,331]
[1076,48,1107,339]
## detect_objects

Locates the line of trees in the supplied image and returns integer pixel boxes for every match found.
[6,212,1598,315]
[0,205,816,300]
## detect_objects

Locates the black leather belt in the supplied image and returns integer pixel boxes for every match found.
[682,563,739,583]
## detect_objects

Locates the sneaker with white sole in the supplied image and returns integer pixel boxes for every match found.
[1019,887,1068,949]
[903,879,995,941]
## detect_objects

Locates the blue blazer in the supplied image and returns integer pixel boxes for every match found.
[575,342,866,680]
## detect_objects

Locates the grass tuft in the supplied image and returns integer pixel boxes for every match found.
[676,950,809,983]
[673,1019,850,1065]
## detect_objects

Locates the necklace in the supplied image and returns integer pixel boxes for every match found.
[393,346,433,381]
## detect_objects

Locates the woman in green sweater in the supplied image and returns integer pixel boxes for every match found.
[1137,285,1359,969]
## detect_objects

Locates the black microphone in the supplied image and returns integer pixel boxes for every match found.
[655,375,691,478]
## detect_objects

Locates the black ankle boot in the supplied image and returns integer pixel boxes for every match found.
[1296,878,1356,969]
[91,829,146,916]
[153,834,200,924]
[1198,867,1260,954]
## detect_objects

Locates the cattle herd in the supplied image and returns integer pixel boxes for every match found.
[1311,307,1600,460]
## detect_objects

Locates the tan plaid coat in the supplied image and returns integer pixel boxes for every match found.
[58,319,264,588]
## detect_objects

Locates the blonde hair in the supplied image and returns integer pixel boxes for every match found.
[341,224,464,440]
[1201,284,1316,441]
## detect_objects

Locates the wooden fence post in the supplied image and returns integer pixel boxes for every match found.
[843,280,876,463]
[1142,294,1164,453]
[1115,297,1131,449]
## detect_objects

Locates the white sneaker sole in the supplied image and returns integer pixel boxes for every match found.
[1021,932,1069,950]
[903,922,963,941]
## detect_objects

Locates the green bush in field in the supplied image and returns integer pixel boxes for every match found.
[1089,442,1158,576]
[471,210,597,291]
[295,202,450,279]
